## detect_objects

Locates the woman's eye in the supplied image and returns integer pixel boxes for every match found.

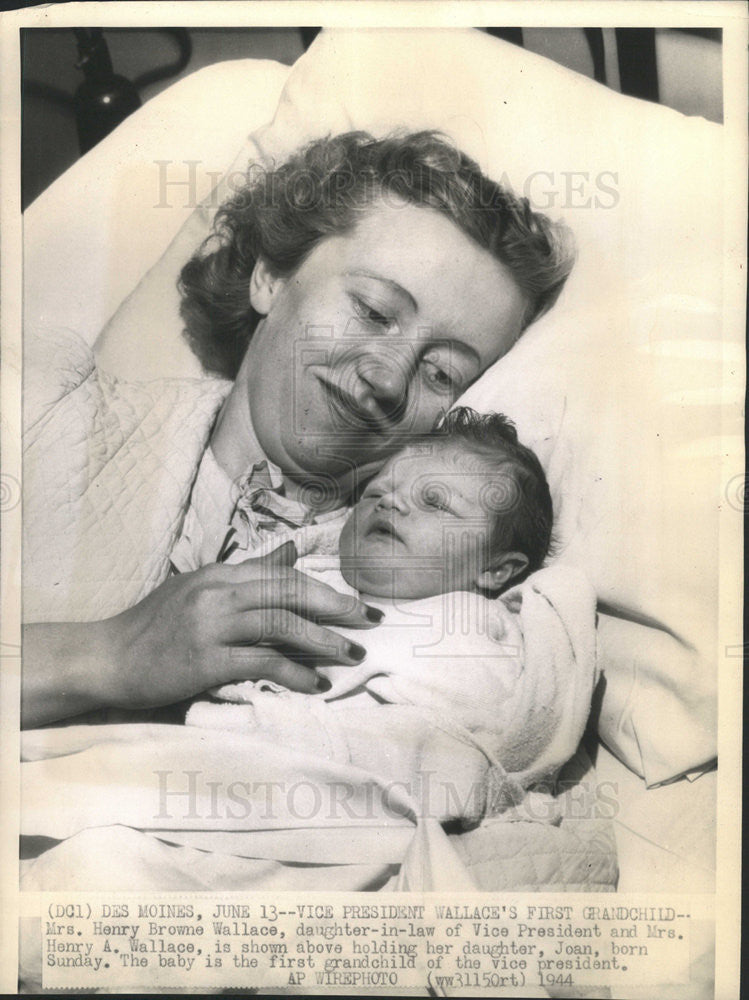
[352,296,391,328]
[420,358,458,394]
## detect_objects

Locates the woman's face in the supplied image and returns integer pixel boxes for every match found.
[242,199,527,496]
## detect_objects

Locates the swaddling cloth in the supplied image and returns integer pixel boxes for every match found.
[187,560,599,795]
[206,555,522,724]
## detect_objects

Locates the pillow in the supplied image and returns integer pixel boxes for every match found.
[45,29,735,783]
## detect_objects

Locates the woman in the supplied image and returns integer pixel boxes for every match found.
[22,131,573,728]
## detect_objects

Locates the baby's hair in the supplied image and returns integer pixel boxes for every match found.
[430,406,553,581]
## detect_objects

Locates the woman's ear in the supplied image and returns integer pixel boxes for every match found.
[249,258,282,315]
[474,552,530,594]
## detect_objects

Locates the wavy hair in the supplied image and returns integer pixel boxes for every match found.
[179,131,575,379]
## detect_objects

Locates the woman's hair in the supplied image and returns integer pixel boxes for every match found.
[179,131,575,379]
[430,406,554,580]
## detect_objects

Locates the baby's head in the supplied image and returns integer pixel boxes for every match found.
[339,407,553,600]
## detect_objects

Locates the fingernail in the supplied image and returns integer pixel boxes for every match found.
[364,605,385,623]
[315,675,332,692]
[347,641,367,663]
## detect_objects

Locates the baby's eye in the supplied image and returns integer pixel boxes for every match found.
[421,483,451,512]
[351,295,392,328]
[362,485,385,501]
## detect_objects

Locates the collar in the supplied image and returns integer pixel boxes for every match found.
[170,448,347,572]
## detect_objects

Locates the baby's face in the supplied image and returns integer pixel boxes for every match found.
[339,443,512,599]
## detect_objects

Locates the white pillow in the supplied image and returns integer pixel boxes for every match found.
[45,30,732,783]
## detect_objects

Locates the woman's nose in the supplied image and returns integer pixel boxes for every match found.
[357,355,411,420]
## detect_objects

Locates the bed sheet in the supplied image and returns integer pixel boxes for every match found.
[595,743,715,893]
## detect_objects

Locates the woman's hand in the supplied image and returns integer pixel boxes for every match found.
[21,542,381,727]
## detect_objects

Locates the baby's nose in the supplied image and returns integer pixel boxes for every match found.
[376,490,410,515]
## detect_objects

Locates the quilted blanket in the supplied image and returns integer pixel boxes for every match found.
[23,326,230,622]
[20,728,616,892]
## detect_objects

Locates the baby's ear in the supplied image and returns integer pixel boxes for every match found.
[249,258,283,314]
[474,552,529,594]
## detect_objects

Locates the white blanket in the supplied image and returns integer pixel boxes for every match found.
[189,563,599,796]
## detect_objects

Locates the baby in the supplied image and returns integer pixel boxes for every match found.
[187,408,596,817]
[326,405,550,602]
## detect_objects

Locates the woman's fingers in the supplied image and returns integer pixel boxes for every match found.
[224,567,383,628]
[259,539,298,568]
[216,644,325,695]
[221,542,384,627]
[224,609,366,666]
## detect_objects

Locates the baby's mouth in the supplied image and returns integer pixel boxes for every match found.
[366,519,404,545]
